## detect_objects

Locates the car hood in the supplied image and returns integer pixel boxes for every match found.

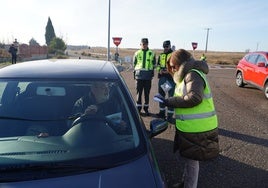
[0,155,163,188]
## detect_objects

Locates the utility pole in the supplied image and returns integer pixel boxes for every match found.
[107,0,111,61]
[204,28,212,53]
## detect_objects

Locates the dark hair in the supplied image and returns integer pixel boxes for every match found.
[141,38,148,44]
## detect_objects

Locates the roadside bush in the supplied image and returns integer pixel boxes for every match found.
[81,51,91,57]
[0,49,10,58]
[55,55,68,59]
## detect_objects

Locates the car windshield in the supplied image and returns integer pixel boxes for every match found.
[0,79,145,171]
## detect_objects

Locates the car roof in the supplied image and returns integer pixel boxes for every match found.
[0,59,120,79]
[247,51,268,56]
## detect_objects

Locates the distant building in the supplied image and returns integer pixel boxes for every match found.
[18,44,48,61]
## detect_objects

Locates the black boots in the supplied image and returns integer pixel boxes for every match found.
[156,111,166,119]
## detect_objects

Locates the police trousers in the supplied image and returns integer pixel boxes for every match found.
[136,79,151,111]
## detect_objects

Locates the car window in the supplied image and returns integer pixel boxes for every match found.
[246,54,259,65]
[0,82,7,103]
[256,54,267,64]
[17,82,29,94]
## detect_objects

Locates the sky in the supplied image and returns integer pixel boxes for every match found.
[1,0,268,52]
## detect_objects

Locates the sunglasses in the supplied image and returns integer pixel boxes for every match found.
[163,45,169,48]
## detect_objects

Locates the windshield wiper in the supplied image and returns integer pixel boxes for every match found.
[0,163,107,182]
[1,163,107,172]
[0,116,32,121]
[0,116,67,122]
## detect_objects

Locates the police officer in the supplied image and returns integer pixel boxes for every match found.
[200,53,207,62]
[133,38,156,116]
[156,40,175,122]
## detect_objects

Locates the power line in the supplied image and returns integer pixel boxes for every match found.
[204,28,212,53]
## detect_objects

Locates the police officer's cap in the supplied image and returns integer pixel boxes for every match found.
[141,38,149,44]
[163,40,171,47]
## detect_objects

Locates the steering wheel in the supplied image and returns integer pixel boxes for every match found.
[71,113,115,127]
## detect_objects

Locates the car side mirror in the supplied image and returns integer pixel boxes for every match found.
[148,118,168,139]
[257,62,265,67]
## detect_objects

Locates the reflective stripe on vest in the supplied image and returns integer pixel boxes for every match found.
[175,111,216,121]
[134,49,154,70]
[174,69,218,133]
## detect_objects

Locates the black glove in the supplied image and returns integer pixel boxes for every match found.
[153,93,166,104]
[133,70,136,80]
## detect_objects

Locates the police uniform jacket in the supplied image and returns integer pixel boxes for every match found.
[157,49,173,80]
[133,49,155,80]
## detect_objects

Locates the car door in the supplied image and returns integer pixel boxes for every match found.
[243,53,258,82]
[254,54,268,87]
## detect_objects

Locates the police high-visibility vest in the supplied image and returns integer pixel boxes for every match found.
[157,53,172,71]
[200,55,207,61]
[134,49,155,70]
[174,69,218,133]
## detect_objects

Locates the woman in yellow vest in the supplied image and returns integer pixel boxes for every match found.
[154,49,219,188]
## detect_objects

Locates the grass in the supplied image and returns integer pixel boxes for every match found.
[71,47,246,65]
[1,47,246,66]
[0,62,12,67]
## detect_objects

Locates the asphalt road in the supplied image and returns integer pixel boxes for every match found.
[120,66,268,188]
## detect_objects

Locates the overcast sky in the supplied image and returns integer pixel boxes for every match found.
[1,0,268,52]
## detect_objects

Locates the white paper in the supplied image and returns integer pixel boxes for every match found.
[161,81,172,92]
[153,96,164,103]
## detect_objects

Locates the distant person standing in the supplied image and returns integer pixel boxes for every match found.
[156,40,175,122]
[200,53,207,62]
[171,45,176,52]
[133,38,156,116]
[13,38,19,48]
[8,44,18,64]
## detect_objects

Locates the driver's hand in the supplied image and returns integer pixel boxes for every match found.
[118,120,127,130]
[119,120,127,126]
[37,132,49,138]
[84,105,98,114]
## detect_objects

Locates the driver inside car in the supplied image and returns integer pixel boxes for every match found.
[69,82,128,133]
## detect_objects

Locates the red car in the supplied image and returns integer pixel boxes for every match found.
[236,51,268,99]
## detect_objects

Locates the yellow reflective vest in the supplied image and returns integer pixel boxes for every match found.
[157,53,172,72]
[134,49,155,70]
[174,69,218,133]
